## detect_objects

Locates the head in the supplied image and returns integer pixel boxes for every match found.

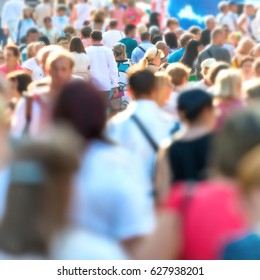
[149,12,160,27]
[218,1,229,14]
[246,81,260,100]
[200,58,217,80]
[180,33,194,48]
[80,26,92,39]
[155,41,169,57]
[3,45,20,66]
[149,26,161,39]
[141,32,151,42]
[57,6,67,17]
[69,37,86,54]
[93,10,105,24]
[136,23,148,36]
[90,31,102,43]
[240,56,254,80]
[175,28,185,40]
[210,107,260,179]
[211,28,225,46]
[166,18,179,32]
[113,43,127,61]
[53,80,107,142]
[128,69,156,99]
[7,71,32,98]
[188,26,202,41]
[63,26,75,37]
[109,19,118,30]
[214,69,242,100]
[177,89,215,128]
[164,32,178,50]
[43,17,52,29]
[205,15,216,31]
[229,1,238,13]
[208,61,230,85]
[236,37,256,56]
[57,38,70,50]
[228,32,241,48]
[154,72,172,107]
[140,47,164,69]
[151,35,163,45]
[26,28,40,44]
[124,24,137,38]
[45,50,74,90]
[0,128,80,257]
[244,4,255,17]
[166,63,191,87]
[39,36,50,46]
[23,6,33,19]
[180,40,203,68]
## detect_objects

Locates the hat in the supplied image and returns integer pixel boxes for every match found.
[145,47,165,59]
[201,58,217,69]
[177,89,213,120]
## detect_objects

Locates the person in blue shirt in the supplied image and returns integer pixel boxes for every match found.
[131,31,154,64]
[168,33,194,63]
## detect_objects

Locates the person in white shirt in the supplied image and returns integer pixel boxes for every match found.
[70,0,91,31]
[40,17,60,44]
[69,37,90,80]
[238,4,255,37]
[22,42,46,81]
[1,0,24,43]
[52,5,69,35]
[86,31,118,101]
[228,1,238,31]
[102,19,125,49]
[216,1,235,32]
[107,69,176,183]
[34,0,52,27]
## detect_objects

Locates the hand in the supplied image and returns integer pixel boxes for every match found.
[112,87,119,98]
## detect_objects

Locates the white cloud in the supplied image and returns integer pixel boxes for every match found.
[177,5,206,23]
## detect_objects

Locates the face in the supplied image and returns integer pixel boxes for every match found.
[49,58,73,88]
[44,19,52,29]
[207,19,216,31]
[129,28,137,38]
[242,61,253,78]
[27,32,39,44]
[246,6,255,16]
[217,32,225,45]
[4,49,19,65]
[230,4,238,13]
[169,23,178,32]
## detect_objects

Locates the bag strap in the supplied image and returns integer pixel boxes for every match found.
[131,114,159,152]
[138,46,146,53]
[206,48,214,58]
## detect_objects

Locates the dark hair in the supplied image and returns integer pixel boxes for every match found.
[64,26,75,35]
[91,31,102,41]
[210,107,260,178]
[4,45,20,57]
[39,36,50,46]
[109,19,118,29]
[124,24,136,35]
[53,80,107,142]
[177,88,213,122]
[141,32,151,42]
[208,62,230,84]
[26,28,39,38]
[69,37,86,54]
[151,35,163,45]
[180,40,202,68]
[164,32,178,49]
[43,16,52,23]
[129,69,156,98]
[189,26,202,36]
[7,71,32,96]
[166,18,179,28]
[81,26,92,38]
[200,29,211,46]
[148,12,160,28]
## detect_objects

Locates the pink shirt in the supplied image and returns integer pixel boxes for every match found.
[162,180,248,260]
[0,64,25,76]
[110,8,125,31]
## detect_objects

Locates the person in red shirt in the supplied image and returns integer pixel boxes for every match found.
[0,45,24,76]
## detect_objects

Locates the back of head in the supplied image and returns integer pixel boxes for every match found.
[208,61,230,85]
[180,33,194,48]
[81,26,92,38]
[128,68,156,98]
[166,63,191,86]
[53,80,107,142]
[218,1,229,12]
[210,106,260,178]
[109,19,118,29]
[211,27,224,43]
[91,31,102,42]
[124,24,136,36]
[164,32,178,49]
[69,36,86,54]
[141,31,151,42]
[177,88,213,122]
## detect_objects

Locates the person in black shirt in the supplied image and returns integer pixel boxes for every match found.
[155,89,215,201]
[200,16,216,47]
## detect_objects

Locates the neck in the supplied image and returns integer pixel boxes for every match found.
[180,124,211,140]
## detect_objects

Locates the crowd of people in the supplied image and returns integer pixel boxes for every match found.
[1,0,260,260]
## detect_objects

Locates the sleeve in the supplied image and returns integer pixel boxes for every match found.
[107,49,119,88]
[131,48,138,64]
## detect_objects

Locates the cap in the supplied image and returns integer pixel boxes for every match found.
[201,58,217,69]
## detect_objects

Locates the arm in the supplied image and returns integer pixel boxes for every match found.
[107,49,119,89]
[70,7,76,25]
[238,15,247,35]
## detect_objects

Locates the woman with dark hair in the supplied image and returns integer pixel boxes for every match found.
[69,37,90,80]
[180,40,203,79]
[52,80,154,259]
[148,12,160,28]
[164,32,178,54]
[90,10,107,33]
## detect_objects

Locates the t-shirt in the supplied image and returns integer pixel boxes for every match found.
[168,134,212,183]
[119,37,138,59]
[162,179,248,260]
[0,64,24,76]
[102,30,125,48]
[22,57,44,81]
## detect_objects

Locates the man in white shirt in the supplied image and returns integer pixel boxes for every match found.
[216,1,235,32]
[34,0,52,28]
[107,69,176,186]
[102,19,125,49]
[1,0,24,43]
[86,31,118,103]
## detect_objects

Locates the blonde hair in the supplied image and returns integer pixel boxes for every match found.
[136,23,147,35]
[154,72,172,106]
[214,69,242,99]
[139,47,162,69]
[236,38,255,55]
[45,50,74,72]
[166,63,191,86]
